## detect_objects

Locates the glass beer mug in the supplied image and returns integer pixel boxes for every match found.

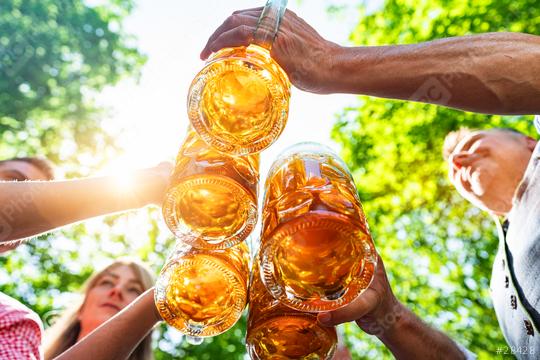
[155,240,250,337]
[162,127,259,249]
[187,0,291,155]
[246,260,337,360]
[259,142,377,312]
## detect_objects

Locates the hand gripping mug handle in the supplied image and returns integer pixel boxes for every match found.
[252,0,288,50]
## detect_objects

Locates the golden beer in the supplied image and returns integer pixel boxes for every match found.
[246,261,337,359]
[155,241,250,337]
[163,128,259,249]
[260,142,377,312]
[187,0,290,156]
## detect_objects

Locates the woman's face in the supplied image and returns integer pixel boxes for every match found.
[78,264,145,335]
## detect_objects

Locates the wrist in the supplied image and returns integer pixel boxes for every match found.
[319,42,347,94]
[136,168,170,206]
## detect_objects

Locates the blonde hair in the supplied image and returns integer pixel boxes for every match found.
[43,258,155,360]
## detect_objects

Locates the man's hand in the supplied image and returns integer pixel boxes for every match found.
[318,255,467,359]
[200,8,341,94]
[317,254,404,337]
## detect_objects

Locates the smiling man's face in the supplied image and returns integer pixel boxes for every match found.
[447,129,535,215]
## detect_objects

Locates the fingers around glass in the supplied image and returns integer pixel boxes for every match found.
[252,0,288,50]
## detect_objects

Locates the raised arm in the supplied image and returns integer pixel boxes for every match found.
[201,9,540,115]
[0,163,171,243]
[317,255,467,360]
[329,32,540,114]
[54,288,160,360]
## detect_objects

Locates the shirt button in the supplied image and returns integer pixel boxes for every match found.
[510,295,517,310]
[502,259,505,270]
[505,277,509,288]
[524,320,534,336]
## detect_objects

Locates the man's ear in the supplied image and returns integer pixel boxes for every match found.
[525,136,537,152]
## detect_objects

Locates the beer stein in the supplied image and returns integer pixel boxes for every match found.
[259,142,377,312]
[155,240,250,337]
[163,127,259,249]
[246,260,337,359]
[187,0,290,155]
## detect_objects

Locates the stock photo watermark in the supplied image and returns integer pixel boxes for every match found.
[495,346,535,357]
[355,302,405,337]
[410,77,453,105]
[409,69,470,107]
[0,183,47,243]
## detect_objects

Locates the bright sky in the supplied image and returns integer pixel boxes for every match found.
[93,0,382,177]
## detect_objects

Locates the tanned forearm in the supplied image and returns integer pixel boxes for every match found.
[329,32,540,115]
[377,303,465,359]
[0,169,166,242]
[55,288,160,360]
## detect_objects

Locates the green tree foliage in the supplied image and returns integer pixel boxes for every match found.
[332,0,539,358]
[0,0,146,171]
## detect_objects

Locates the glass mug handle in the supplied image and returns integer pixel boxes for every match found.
[252,0,288,50]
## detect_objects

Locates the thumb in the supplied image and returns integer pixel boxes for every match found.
[317,289,379,327]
